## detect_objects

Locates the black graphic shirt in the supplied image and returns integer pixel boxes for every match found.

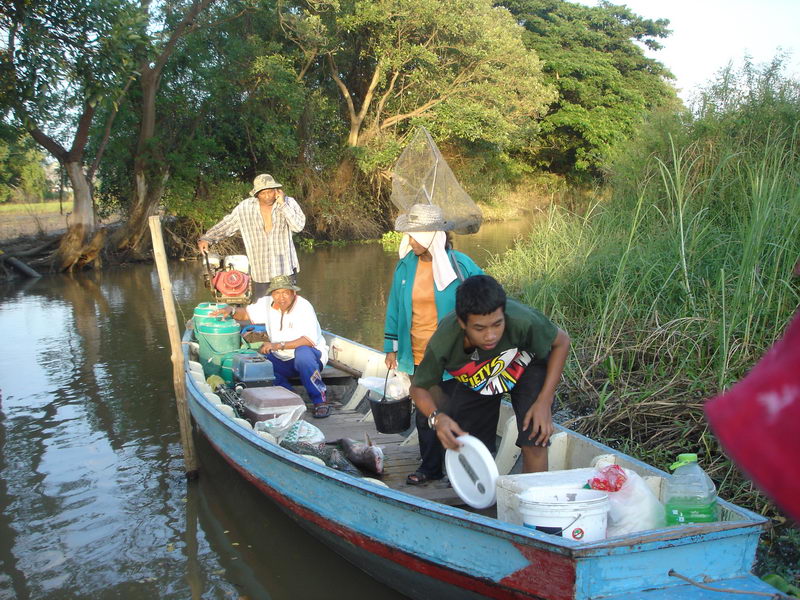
[412,299,558,395]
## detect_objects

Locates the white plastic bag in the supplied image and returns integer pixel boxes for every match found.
[591,466,664,537]
[358,372,411,400]
[253,404,306,440]
[281,420,325,444]
[386,372,411,399]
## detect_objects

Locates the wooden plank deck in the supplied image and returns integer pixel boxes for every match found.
[303,407,464,505]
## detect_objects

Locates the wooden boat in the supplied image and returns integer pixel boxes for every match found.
[182,328,779,600]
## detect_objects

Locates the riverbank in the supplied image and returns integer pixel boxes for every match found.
[0,204,120,243]
[0,191,539,281]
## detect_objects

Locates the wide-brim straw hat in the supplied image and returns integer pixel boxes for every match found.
[394,203,453,232]
[265,275,301,295]
[250,173,283,196]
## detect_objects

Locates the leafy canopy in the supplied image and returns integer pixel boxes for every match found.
[498,0,677,176]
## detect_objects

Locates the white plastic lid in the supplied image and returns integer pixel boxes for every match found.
[445,435,499,509]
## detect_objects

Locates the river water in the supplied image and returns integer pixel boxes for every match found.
[0,219,533,600]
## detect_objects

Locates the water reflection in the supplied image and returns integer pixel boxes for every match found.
[0,219,533,599]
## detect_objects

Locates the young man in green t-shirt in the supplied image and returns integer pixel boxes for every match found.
[411,275,570,473]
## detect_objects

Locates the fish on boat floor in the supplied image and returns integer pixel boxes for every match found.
[298,406,465,506]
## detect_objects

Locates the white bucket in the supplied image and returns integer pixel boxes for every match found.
[518,488,609,543]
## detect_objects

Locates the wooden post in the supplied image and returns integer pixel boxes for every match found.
[148,215,199,476]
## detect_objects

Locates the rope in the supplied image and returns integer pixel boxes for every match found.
[668,570,789,599]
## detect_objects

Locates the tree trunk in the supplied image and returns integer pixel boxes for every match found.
[56,160,102,271]
[64,161,95,230]
[114,68,165,255]
[113,0,214,256]
[116,169,170,257]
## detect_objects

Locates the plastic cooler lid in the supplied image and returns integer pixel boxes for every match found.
[445,435,499,509]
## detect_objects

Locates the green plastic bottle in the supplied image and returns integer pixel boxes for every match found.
[665,453,718,525]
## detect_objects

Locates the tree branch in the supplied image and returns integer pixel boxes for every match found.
[89,77,134,181]
[327,53,356,122]
[67,102,96,163]
[374,69,400,125]
[29,128,68,162]
[355,58,384,124]
[148,0,216,76]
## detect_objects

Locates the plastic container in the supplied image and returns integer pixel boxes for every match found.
[664,453,718,526]
[223,255,250,273]
[193,302,229,328]
[214,349,260,385]
[518,488,610,542]
[239,386,305,424]
[196,318,242,377]
[496,468,597,525]
[369,395,411,434]
[232,352,275,387]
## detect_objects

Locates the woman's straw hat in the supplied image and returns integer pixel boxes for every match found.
[394,203,452,232]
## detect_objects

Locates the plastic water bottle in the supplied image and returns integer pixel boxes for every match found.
[664,453,718,525]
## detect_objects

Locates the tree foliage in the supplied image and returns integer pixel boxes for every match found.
[0,124,47,202]
[284,0,555,163]
[0,0,141,131]
[498,0,677,177]
[5,0,681,251]
[0,0,142,248]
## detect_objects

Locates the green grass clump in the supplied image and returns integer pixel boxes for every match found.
[379,230,403,252]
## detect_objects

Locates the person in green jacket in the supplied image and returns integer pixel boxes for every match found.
[383,204,483,484]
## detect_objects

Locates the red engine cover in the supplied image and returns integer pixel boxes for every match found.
[212,269,250,297]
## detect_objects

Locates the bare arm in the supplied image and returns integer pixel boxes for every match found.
[211,305,250,320]
[523,328,570,446]
[259,335,315,355]
[410,385,466,450]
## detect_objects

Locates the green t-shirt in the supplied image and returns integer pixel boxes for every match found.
[412,298,558,395]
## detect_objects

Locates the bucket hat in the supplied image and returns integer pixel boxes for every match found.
[394,203,452,232]
[265,275,301,295]
[250,174,283,196]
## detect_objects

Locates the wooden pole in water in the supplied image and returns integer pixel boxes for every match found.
[148,215,199,477]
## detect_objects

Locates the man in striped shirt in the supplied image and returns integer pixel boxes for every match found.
[198,174,306,298]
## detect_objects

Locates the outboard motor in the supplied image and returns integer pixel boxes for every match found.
[203,253,252,305]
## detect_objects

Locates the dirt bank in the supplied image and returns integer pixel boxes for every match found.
[0,212,119,243]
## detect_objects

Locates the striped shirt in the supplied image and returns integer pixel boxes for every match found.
[200,196,306,283]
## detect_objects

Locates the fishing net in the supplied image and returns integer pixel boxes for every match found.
[391,127,482,234]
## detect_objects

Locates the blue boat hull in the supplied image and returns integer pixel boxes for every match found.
[183,332,779,600]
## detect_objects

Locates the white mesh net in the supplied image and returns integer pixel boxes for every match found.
[390,128,482,234]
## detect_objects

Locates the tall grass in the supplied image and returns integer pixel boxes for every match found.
[491,60,800,520]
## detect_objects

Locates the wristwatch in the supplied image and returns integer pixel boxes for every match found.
[427,409,440,429]
[280,341,286,350]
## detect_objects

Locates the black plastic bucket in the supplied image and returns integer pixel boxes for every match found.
[369,394,412,434]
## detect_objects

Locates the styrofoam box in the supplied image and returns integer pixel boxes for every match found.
[239,386,305,423]
[496,468,596,526]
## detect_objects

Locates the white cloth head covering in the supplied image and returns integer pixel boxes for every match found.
[399,231,457,291]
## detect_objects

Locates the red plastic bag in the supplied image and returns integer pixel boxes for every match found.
[705,310,800,522]
[588,464,628,492]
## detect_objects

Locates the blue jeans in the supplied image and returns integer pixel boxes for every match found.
[266,346,326,405]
